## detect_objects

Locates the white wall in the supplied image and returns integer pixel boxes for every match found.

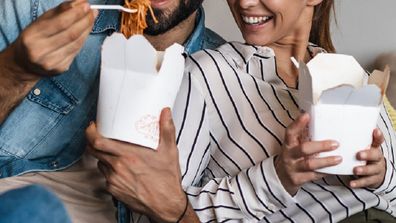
[203,0,396,69]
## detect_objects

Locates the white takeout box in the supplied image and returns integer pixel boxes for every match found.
[96,33,185,149]
[297,54,390,175]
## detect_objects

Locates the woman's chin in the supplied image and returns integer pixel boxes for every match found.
[243,35,272,47]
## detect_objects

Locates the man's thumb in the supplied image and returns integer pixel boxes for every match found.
[158,108,176,148]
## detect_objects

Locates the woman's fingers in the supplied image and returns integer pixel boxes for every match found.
[353,163,382,176]
[289,140,339,159]
[350,175,384,188]
[298,156,342,171]
[284,113,310,148]
[371,128,385,148]
[356,148,383,162]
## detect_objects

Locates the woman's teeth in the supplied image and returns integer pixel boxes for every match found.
[242,16,272,25]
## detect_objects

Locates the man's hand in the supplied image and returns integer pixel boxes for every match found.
[350,128,386,189]
[0,0,97,123]
[86,108,198,222]
[275,113,343,195]
[1,0,97,82]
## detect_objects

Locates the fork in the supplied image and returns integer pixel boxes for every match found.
[90,5,137,13]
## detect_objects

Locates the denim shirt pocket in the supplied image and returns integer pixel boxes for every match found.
[27,78,78,114]
[0,79,78,160]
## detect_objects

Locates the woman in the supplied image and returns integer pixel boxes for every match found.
[87,0,396,222]
[179,0,396,221]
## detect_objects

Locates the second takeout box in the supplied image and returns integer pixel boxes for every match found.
[297,54,390,175]
[96,33,185,149]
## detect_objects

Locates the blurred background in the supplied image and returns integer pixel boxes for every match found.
[203,0,396,69]
[203,0,396,106]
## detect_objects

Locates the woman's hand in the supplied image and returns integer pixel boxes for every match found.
[275,113,342,195]
[350,128,386,189]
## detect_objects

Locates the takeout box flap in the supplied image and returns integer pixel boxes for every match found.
[318,84,382,106]
[297,53,385,107]
[126,35,157,74]
[102,33,158,74]
[368,65,390,96]
[297,61,313,112]
[158,43,185,77]
[308,54,366,103]
[102,33,126,69]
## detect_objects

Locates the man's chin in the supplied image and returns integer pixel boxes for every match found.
[143,24,173,36]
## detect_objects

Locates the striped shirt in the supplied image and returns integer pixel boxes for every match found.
[132,42,396,222]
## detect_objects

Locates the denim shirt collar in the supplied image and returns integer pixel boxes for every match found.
[91,2,206,54]
[91,0,122,33]
[183,7,206,54]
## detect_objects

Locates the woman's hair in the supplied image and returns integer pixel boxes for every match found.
[309,0,336,53]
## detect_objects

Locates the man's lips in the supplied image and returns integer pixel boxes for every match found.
[150,0,170,8]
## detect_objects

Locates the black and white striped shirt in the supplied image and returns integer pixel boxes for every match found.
[133,42,396,222]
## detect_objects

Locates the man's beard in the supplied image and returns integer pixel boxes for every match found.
[144,0,204,35]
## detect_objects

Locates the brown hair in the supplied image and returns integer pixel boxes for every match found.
[309,0,336,53]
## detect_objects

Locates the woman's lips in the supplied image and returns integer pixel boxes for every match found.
[240,15,274,31]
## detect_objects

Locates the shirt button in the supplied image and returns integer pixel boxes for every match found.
[50,161,59,168]
[33,88,41,96]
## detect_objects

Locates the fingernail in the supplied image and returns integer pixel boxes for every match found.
[355,167,362,174]
[360,152,367,159]
[83,3,90,12]
[350,182,356,188]
[93,9,99,18]
[166,108,172,119]
[330,141,339,149]
[334,156,342,163]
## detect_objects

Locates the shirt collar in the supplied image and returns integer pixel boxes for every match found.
[183,7,206,54]
[227,42,326,67]
[91,3,207,55]
[226,42,275,66]
[91,0,123,34]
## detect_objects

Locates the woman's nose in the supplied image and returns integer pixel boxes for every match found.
[238,0,260,9]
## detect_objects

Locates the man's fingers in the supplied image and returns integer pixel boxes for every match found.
[85,123,123,156]
[38,1,91,37]
[290,140,339,158]
[36,14,95,73]
[158,108,177,150]
[97,160,116,182]
[284,113,310,147]
[42,9,96,56]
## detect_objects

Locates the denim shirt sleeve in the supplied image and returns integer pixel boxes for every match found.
[0,0,106,177]
[0,0,64,51]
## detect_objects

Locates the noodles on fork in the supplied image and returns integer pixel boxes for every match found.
[120,0,158,38]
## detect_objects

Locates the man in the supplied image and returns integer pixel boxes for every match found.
[0,185,71,223]
[0,0,224,222]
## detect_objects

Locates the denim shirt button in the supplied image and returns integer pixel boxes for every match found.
[50,161,59,168]
[33,88,41,96]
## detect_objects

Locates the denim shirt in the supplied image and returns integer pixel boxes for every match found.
[0,0,225,178]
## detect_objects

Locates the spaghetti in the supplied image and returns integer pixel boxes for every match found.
[120,0,158,38]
